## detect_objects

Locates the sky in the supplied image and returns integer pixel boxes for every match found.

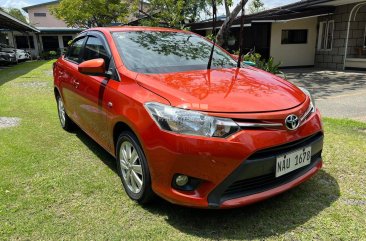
[1,0,298,15]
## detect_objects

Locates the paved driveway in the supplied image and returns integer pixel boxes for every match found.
[283,68,366,122]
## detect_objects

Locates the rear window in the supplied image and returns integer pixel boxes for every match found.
[112,31,237,74]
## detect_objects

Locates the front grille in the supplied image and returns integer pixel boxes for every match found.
[222,152,321,198]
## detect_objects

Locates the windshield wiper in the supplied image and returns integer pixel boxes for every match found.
[207,0,217,70]
[237,0,245,68]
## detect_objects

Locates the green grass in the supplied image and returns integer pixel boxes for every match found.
[0,61,365,240]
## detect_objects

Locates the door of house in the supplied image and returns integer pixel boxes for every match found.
[227,23,271,59]
[247,23,271,60]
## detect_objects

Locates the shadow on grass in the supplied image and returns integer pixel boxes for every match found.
[0,61,50,87]
[74,128,118,175]
[144,170,339,239]
[74,128,339,240]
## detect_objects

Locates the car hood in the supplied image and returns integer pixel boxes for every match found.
[136,67,306,113]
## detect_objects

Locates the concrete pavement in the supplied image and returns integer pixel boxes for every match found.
[283,68,366,122]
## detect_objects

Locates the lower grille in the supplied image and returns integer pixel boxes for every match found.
[222,152,321,198]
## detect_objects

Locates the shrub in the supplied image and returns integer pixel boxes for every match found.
[235,50,285,77]
[40,51,50,60]
[39,51,59,60]
[49,51,58,58]
[205,33,215,41]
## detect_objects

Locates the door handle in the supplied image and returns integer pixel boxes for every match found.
[73,80,80,88]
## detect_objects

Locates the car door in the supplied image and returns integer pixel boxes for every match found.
[74,32,120,150]
[58,35,87,124]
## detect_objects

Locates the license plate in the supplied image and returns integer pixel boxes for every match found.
[276,146,312,177]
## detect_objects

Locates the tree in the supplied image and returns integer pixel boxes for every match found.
[247,0,265,14]
[50,0,138,28]
[216,0,249,46]
[5,8,28,23]
[223,0,232,17]
[140,0,210,29]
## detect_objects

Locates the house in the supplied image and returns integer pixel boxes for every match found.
[0,0,149,58]
[188,0,366,70]
[22,0,82,55]
[0,0,82,58]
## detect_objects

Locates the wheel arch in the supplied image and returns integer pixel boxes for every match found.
[112,121,142,156]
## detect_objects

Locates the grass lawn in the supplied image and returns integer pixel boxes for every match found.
[0,61,365,240]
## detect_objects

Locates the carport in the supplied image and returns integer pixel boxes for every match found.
[0,9,39,57]
[0,9,39,32]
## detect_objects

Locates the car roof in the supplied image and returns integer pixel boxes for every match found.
[83,26,188,34]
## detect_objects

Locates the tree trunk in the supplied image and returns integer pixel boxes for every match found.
[216,0,248,46]
[224,0,230,18]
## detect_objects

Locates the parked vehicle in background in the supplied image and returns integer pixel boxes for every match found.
[0,50,17,65]
[53,27,324,209]
[0,43,31,62]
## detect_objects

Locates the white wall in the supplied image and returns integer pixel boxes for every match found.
[270,18,318,67]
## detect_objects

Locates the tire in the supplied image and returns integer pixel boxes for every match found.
[56,95,75,132]
[116,131,154,204]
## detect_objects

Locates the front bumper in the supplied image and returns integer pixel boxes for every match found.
[0,56,16,64]
[209,132,323,208]
[141,109,323,208]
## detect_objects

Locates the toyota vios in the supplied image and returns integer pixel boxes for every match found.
[53,27,323,208]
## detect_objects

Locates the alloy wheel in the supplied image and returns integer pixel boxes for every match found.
[119,141,144,194]
[58,97,66,127]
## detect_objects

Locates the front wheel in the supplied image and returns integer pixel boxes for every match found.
[116,131,154,204]
[56,95,75,132]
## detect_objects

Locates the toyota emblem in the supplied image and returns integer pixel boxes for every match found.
[285,114,300,130]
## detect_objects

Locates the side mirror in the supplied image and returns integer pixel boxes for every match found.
[78,58,106,76]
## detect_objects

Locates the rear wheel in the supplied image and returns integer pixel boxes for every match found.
[56,95,75,132]
[116,131,154,204]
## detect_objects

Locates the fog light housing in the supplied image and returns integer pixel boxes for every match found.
[175,175,189,186]
[172,174,202,191]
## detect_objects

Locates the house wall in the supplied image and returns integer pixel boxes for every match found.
[347,6,366,58]
[38,33,76,52]
[270,18,318,67]
[315,4,366,70]
[27,3,67,28]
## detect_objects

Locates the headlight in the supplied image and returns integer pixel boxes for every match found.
[299,87,315,112]
[144,102,240,138]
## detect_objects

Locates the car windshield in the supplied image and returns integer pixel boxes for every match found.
[112,31,238,74]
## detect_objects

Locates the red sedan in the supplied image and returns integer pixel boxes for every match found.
[53,27,323,208]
